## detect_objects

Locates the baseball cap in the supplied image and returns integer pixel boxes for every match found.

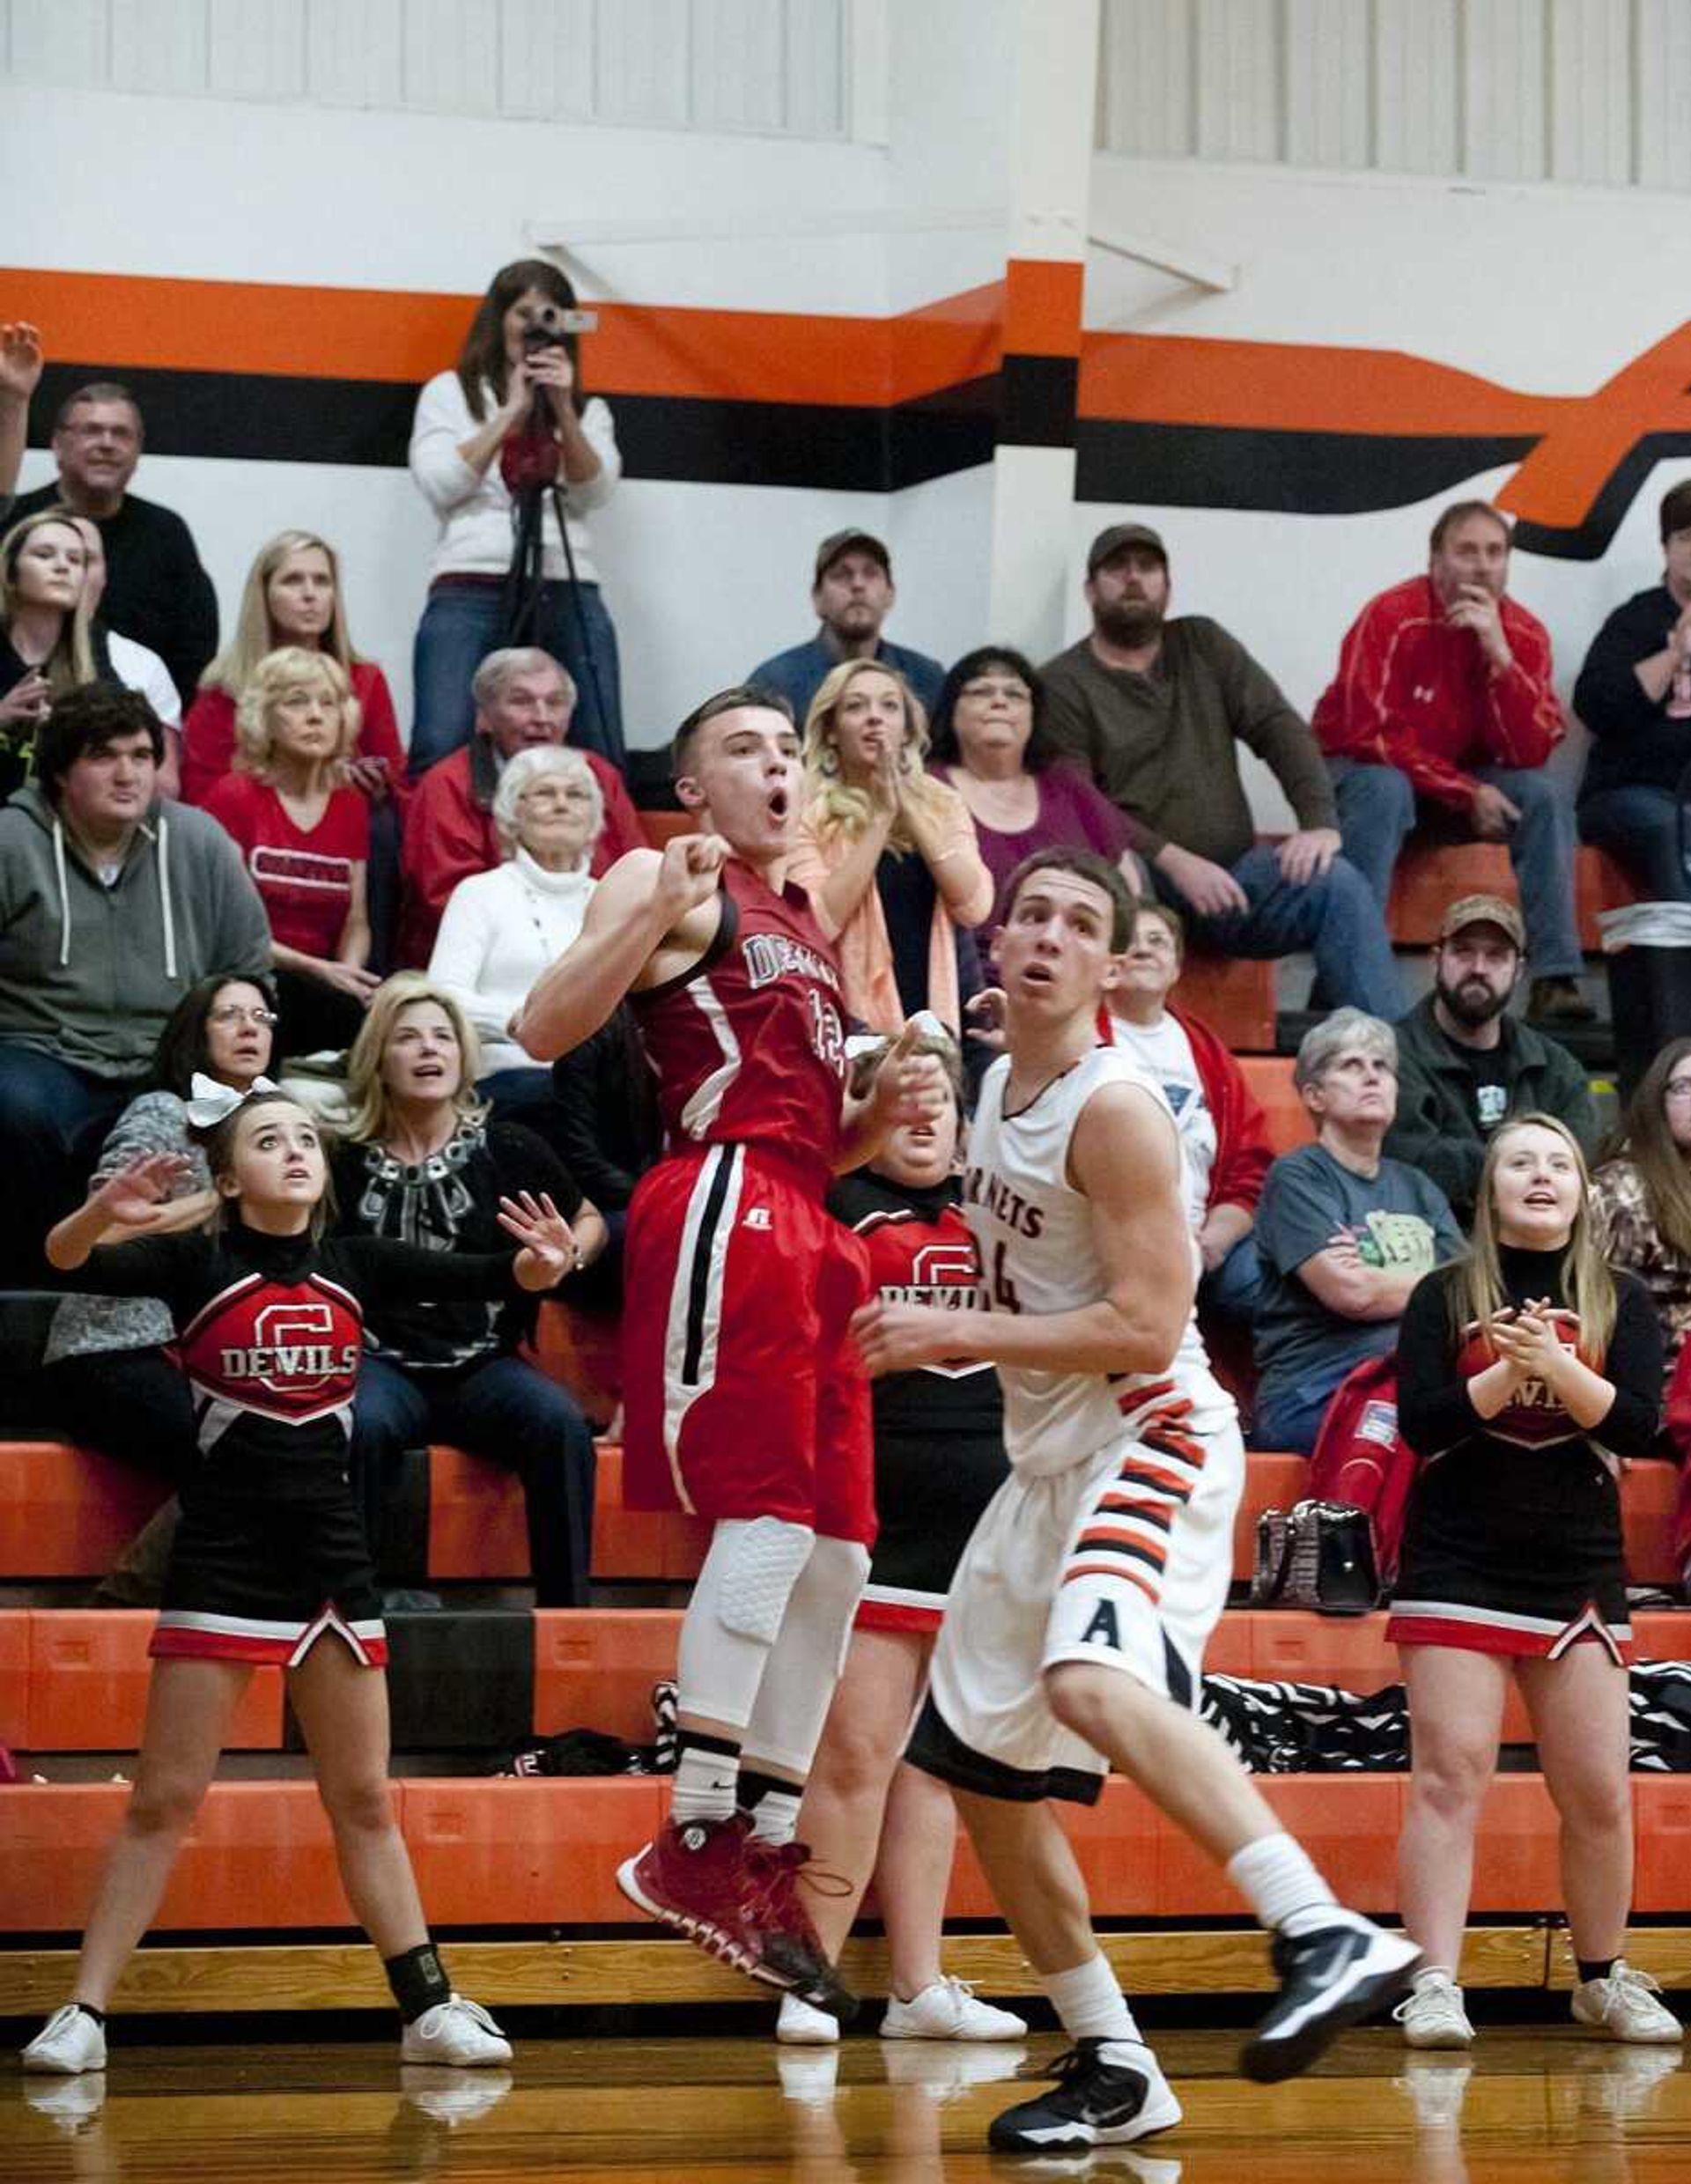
[1438,893,1525,950]
[1087,522,1168,576]
[815,529,891,583]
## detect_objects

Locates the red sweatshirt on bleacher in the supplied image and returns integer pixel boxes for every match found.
[1311,574,1564,809]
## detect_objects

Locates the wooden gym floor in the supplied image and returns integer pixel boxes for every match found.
[10,2025,1691,2182]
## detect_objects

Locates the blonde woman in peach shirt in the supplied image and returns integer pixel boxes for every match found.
[787,660,992,1035]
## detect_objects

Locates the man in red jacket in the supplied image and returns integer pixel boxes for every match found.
[1312,501,1590,1026]
[398,646,642,964]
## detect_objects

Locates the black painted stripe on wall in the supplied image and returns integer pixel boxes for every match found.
[1074,421,1538,517]
[999,354,1079,449]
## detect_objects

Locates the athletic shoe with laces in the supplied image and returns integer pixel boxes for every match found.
[21,2003,107,2074]
[398,1995,513,2066]
[743,1837,859,2020]
[1570,1961,1684,2044]
[777,1991,841,2045]
[1392,1972,1474,2049]
[618,1814,845,2005]
[1241,1912,1421,2083]
[881,1977,1029,2042]
[986,2039,1183,2153]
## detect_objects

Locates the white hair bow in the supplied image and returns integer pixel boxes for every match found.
[185,1074,277,1128]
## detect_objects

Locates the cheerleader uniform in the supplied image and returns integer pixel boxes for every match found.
[63,1218,528,1667]
[828,1169,1008,1634]
[1389,1248,1663,1664]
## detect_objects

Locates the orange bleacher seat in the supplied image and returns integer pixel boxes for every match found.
[532,1608,681,1744]
[0,1610,27,1750]
[0,1441,168,1578]
[398,1776,661,1927]
[1632,1776,1691,1914]
[528,1299,621,1422]
[1173,956,1277,1054]
[1388,840,1636,952]
[26,1612,284,1753]
[1238,1056,1311,1157]
[639,810,698,850]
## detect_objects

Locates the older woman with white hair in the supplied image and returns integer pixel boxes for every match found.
[1252,1007,1465,1452]
[426,742,601,1147]
[203,646,379,1057]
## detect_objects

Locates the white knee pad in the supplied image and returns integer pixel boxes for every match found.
[741,1533,872,1778]
[709,1516,817,1644]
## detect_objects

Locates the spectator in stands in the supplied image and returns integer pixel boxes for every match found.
[927,642,1147,942]
[40,970,278,1605]
[1043,523,1401,1018]
[547,1000,663,1306]
[787,661,992,1035]
[1386,894,1598,1228]
[409,261,623,774]
[1391,1117,1678,2052]
[203,648,376,1057]
[182,530,403,806]
[336,974,604,1607]
[0,684,270,1281]
[1315,499,1589,1026]
[0,508,95,798]
[400,647,640,967]
[1252,1010,1462,1453]
[427,745,600,1148]
[185,530,406,966]
[750,529,946,730]
[1575,480,1691,902]
[779,1030,1025,2048]
[0,320,43,512]
[11,382,218,707]
[1103,901,1270,1321]
[1591,1037,1691,1392]
[65,514,181,796]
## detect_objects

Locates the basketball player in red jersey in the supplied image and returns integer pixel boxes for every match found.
[518,686,946,2013]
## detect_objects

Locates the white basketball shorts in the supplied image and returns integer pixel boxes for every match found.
[907,1369,1244,1804]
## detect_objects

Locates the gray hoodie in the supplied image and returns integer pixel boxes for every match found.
[0,785,271,1080]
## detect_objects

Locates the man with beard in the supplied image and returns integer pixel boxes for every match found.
[750,530,946,730]
[1314,500,1590,1027]
[1385,894,1597,1226]
[1041,524,1400,1017]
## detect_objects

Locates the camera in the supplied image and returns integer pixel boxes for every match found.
[521,302,598,352]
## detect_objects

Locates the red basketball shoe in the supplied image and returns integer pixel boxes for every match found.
[744,1838,858,2022]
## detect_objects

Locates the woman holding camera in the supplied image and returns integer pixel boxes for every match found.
[409,260,624,777]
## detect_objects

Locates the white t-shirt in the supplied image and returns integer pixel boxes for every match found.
[1106,1011,1215,1233]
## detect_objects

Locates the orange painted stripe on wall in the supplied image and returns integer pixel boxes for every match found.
[3,267,1007,410]
[1004,260,1084,358]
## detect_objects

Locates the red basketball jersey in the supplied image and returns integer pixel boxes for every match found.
[631,859,848,1184]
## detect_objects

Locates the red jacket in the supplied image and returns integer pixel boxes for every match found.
[181,660,408,808]
[1311,574,1563,808]
[1097,1000,1273,1217]
[397,737,645,966]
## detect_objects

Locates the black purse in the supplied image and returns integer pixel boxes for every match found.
[1251,1498,1381,1617]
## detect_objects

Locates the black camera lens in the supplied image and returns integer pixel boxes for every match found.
[521,305,567,351]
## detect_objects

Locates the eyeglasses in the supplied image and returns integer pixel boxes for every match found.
[1665,1081,1691,1103]
[208,1006,277,1028]
[959,680,1033,705]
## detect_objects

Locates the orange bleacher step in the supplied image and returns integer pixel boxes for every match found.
[1238,1056,1311,1158]
[14,1771,1688,1934]
[1388,840,1635,953]
[7,1442,1683,1589]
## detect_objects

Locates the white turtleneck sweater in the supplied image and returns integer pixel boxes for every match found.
[427,845,596,1076]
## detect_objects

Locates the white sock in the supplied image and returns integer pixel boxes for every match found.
[671,1737,741,1826]
[1414,1965,1458,1989]
[1040,1953,1150,2069]
[745,1781,804,1846]
[1227,1832,1340,1937]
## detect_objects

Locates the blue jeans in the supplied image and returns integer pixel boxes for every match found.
[351,1351,596,1605]
[410,578,625,777]
[1253,1355,1355,1456]
[1154,842,1404,1020]
[1579,785,1691,903]
[0,1044,137,1284]
[1329,756,1584,978]
[1200,1232,1262,1324]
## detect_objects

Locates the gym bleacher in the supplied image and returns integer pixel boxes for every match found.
[5,824,1685,2025]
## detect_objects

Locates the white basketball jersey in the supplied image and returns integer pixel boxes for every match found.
[963,1043,1207,1476]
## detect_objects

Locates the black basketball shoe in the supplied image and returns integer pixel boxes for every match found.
[1241,1912,1421,2083]
[986,2039,1183,2153]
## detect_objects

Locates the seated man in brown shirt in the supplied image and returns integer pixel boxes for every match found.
[1041,525,1402,1017]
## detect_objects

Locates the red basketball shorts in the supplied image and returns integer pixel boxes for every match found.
[621,1143,875,1545]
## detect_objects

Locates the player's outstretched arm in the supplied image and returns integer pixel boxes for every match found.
[515,836,727,1060]
[851,1081,1193,1378]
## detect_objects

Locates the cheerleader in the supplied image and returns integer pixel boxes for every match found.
[21,1081,577,2075]
[1391,1113,1681,2051]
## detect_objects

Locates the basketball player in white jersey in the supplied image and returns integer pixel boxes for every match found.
[852,849,1420,2154]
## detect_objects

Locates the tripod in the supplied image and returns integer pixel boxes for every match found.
[498,429,620,771]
